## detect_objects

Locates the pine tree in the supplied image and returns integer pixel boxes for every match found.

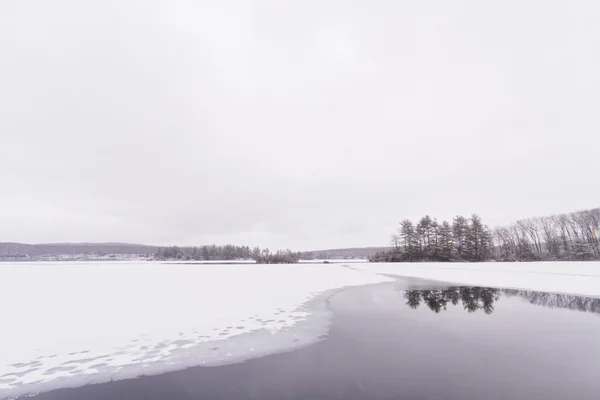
[467,214,484,261]
[452,216,468,259]
[463,222,476,261]
[417,215,435,257]
[431,218,440,257]
[479,225,493,261]
[400,219,420,260]
[438,221,454,260]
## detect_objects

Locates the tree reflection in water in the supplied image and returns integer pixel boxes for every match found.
[404,287,500,314]
[502,289,600,315]
[403,286,600,315]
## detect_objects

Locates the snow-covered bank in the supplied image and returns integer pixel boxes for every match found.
[353,262,600,298]
[0,263,390,399]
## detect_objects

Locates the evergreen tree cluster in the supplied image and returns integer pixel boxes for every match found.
[154,244,312,264]
[371,214,493,262]
[374,207,600,263]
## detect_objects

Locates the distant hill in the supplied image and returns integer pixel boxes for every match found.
[0,242,387,261]
[0,242,157,257]
[309,247,390,259]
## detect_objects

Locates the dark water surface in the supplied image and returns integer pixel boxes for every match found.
[32,279,600,400]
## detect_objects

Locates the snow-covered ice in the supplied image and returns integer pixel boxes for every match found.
[1,261,600,398]
[352,261,600,298]
[0,262,390,398]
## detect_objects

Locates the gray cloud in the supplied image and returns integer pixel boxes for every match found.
[1,0,599,250]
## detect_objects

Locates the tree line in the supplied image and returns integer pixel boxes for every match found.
[370,214,493,262]
[154,244,313,264]
[373,206,600,263]
[493,207,600,261]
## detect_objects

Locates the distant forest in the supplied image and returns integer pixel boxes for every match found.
[371,207,600,262]
[154,245,313,264]
[2,207,597,263]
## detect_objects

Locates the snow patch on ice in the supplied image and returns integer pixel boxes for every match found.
[353,261,600,297]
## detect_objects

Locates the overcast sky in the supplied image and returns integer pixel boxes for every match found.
[1,1,599,250]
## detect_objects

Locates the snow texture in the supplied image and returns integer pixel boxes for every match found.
[0,262,390,399]
[1,261,600,398]
[352,261,600,298]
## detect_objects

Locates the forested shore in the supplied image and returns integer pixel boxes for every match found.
[371,207,600,262]
[154,245,312,264]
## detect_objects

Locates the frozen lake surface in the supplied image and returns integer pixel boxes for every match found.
[1,261,600,399]
[25,279,600,400]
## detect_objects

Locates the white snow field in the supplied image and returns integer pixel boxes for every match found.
[1,261,600,398]
[0,262,390,398]
[351,261,600,298]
